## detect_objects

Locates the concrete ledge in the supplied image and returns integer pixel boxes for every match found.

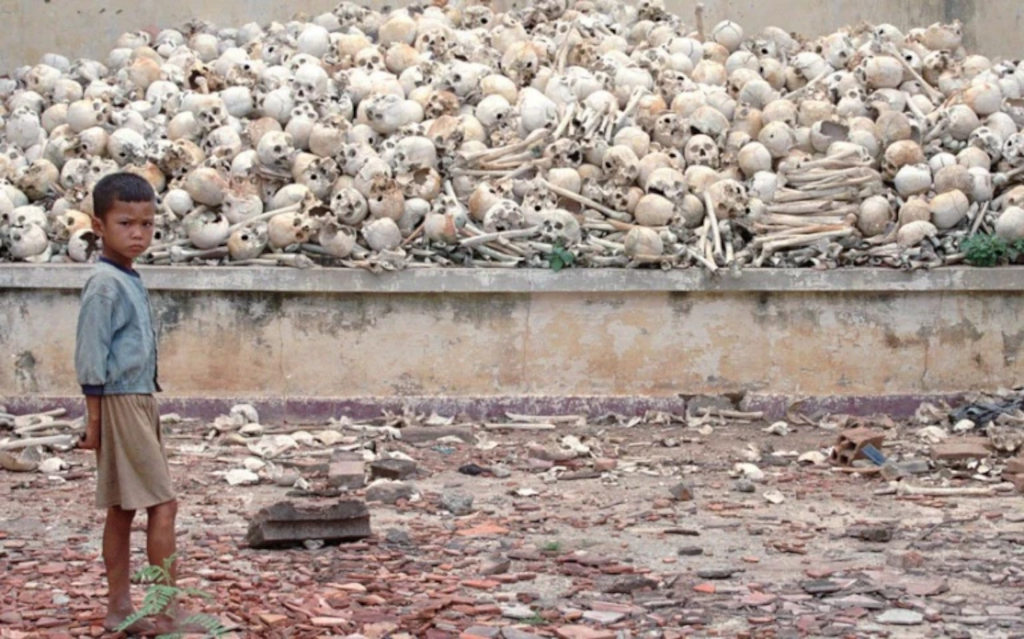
[2,264,1024,293]
[4,265,1021,399]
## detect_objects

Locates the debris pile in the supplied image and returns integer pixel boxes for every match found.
[2,3,1024,269]
[1,399,1022,637]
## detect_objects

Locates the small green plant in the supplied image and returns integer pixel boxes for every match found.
[547,243,575,272]
[117,556,226,639]
[521,613,546,626]
[541,540,561,552]
[960,233,1024,266]
[961,233,1008,266]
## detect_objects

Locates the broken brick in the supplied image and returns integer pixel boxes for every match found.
[370,458,418,480]
[328,451,365,489]
[245,500,371,548]
[1005,456,1024,475]
[930,437,992,461]
[830,428,886,466]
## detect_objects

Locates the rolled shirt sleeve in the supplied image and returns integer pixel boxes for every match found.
[75,290,116,396]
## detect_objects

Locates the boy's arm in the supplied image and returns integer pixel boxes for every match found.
[80,395,101,450]
[75,287,114,450]
[75,289,115,395]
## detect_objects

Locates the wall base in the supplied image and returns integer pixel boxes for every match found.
[0,392,964,423]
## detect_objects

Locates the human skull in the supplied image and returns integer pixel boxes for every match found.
[317,222,357,257]
[602,145,640,186]
[546,138,584,168]
[256,131,296,169]
[1003,133,1024,167]
[203,125,244,159]
[292,63,329,102]
[7,205,48,229]
[67,227,101,262]
[5,223,50,261]
[539,209,581,244]
[644,167,687,200]
[294,156,339,201]
[330,187,369,226]
[107,127,148,165]
[968,126,1003,162]
[392,136,437,175]
[221,188,263,224]
[624,226,663,258]
[705,179,749,220]
[227,223,269,260]
[684,134,720,168]
[482,199,525,232]
[267,211,315,249]
[5,107,43,150]
[182,208,230,249]
[18,160,59,200]
[361,216,402,252]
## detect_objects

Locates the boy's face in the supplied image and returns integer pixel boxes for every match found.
[92,199,155,269]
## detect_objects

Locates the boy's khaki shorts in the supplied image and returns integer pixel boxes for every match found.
[95,394,176,510]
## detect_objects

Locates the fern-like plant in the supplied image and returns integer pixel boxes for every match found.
[117,556,227,639]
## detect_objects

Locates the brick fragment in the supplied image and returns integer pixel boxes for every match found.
[370,458,418,480]
[328,451,365,489]
[930,437,992,461]
[830,428,886,466]
[1005,456,1024,475]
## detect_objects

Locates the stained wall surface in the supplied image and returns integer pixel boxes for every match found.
[0,0,1021,70]
[2,266,1022,404]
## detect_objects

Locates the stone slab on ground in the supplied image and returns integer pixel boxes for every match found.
[244,499,371,548]
[931,437,992,461]
[370,458,419,480]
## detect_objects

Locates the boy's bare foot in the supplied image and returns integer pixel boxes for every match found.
[152,610,213,635]
[104,611,156,635]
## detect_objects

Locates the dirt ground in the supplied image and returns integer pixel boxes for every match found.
[1,404,1022,639]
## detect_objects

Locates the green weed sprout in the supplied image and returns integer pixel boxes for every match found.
[117,555,227,639]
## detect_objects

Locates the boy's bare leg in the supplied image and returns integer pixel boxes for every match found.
[103,506,152,632]
[146,499,204,633]
[145,499,177,580]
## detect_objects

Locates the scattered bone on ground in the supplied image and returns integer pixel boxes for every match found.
[1,394,1022,638]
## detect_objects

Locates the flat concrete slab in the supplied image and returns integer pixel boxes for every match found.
[244,500,371,548]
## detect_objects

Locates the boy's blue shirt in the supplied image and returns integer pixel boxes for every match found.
[75,257,160,396]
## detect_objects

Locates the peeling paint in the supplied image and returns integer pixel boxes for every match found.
[14,351,39,393]
[1003,329,1024,366]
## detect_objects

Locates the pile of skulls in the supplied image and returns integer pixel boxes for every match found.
[3,0,1024,270]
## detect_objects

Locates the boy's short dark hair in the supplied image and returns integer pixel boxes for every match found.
[92,173,156,219]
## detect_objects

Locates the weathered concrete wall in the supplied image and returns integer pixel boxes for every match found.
[1,266,1023,414]
[0,0,1020,70]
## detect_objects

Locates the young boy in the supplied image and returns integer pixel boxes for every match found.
[74,172,185,634]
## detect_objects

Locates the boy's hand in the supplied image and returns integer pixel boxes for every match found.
[78,431,100,450]
[82,396,101,451]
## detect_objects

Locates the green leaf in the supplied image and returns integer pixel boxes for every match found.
[117,553,226,638]
[547,243,575,272]
[961,234,1008,267]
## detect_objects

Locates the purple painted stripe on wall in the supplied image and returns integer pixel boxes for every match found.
[0,393,965,423]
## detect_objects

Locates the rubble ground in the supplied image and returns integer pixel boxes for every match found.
[1,405,1023,639]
